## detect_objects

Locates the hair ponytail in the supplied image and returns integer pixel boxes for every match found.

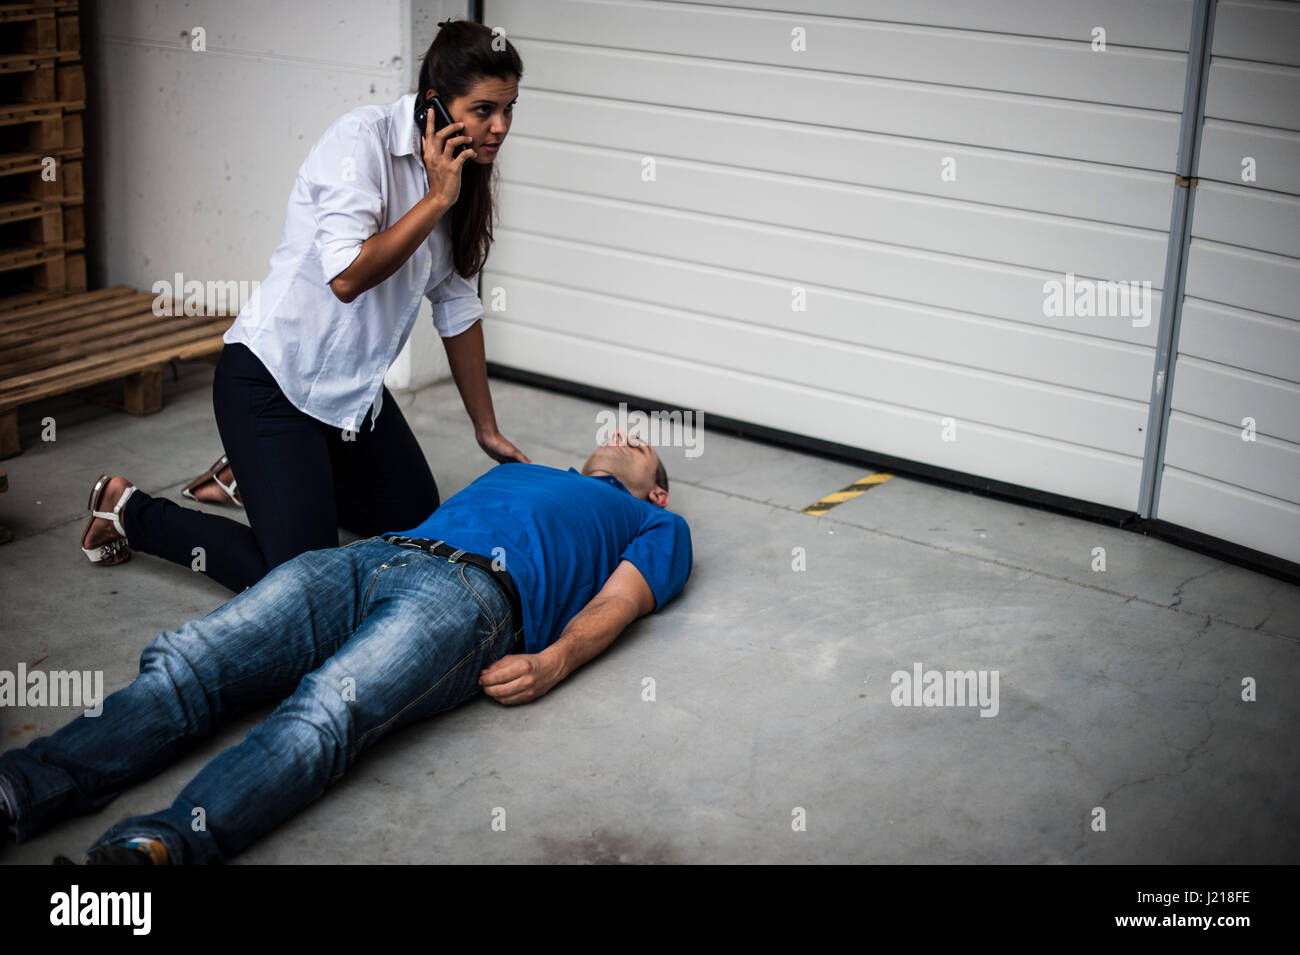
[418,19,524,278]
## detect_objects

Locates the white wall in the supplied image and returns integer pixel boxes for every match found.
[84,0,466,391]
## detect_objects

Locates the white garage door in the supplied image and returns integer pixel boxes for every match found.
[480,0,1295,567]
[1155,0,1300,564]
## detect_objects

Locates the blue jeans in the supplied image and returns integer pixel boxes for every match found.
[0,537,522,863]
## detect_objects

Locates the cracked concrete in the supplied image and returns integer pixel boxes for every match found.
[1,359,1298,864]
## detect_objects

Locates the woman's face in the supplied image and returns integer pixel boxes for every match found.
[440,75,518,164]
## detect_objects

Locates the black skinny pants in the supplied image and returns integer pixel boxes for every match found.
[121,342,441,593]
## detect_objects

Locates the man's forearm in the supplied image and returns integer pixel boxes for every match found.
[441,319,499,437]
[479,561,656,705]
[540,595,642,681]
[329,194,451,303]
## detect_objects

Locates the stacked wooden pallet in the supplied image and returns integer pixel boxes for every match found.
[0,0,85,293]
[0,3,232,463]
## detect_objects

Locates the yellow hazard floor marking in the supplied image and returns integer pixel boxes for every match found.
[801,473,894,515]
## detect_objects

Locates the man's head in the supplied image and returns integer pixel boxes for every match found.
[581,430,670,508]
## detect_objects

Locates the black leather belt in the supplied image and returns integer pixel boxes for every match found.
[381,534,522,638]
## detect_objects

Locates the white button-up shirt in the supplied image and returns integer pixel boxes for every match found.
[224,92,482,432]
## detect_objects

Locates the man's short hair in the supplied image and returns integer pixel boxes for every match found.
[654,458,669,494]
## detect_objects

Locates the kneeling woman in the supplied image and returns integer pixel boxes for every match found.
[79,20,529,592]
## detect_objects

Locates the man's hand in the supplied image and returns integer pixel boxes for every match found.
[479,652,563,705]
[477,429,532,464]
[478,562,656,705]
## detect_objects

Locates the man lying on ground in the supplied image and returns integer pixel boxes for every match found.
[0,430,691,864]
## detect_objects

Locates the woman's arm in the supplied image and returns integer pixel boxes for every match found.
[329,119,475,304]
[328,193,449,304]
[442,320,532,464]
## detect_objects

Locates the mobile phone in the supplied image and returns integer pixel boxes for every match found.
[414,92,467,157]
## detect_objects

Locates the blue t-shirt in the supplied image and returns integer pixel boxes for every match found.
[386,462,693,653]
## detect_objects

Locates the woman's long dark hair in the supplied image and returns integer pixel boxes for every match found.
[418,19,523,278]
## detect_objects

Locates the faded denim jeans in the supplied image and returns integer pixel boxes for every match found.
[0,537,521,863]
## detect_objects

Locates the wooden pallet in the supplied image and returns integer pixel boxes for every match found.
[0,286,232,458]
[1,0,84,292]
[0,8,56,54]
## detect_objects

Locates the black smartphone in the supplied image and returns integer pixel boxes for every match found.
[414,92,467,157]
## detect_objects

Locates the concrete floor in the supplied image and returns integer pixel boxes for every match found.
[1,359,1297,864]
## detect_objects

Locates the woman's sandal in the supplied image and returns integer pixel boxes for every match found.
[81,474,136,565]
[182,453,242,506]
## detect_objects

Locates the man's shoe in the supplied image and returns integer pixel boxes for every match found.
[0,782,16,850]
[52,840,167,865]
[86,844,159,864]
